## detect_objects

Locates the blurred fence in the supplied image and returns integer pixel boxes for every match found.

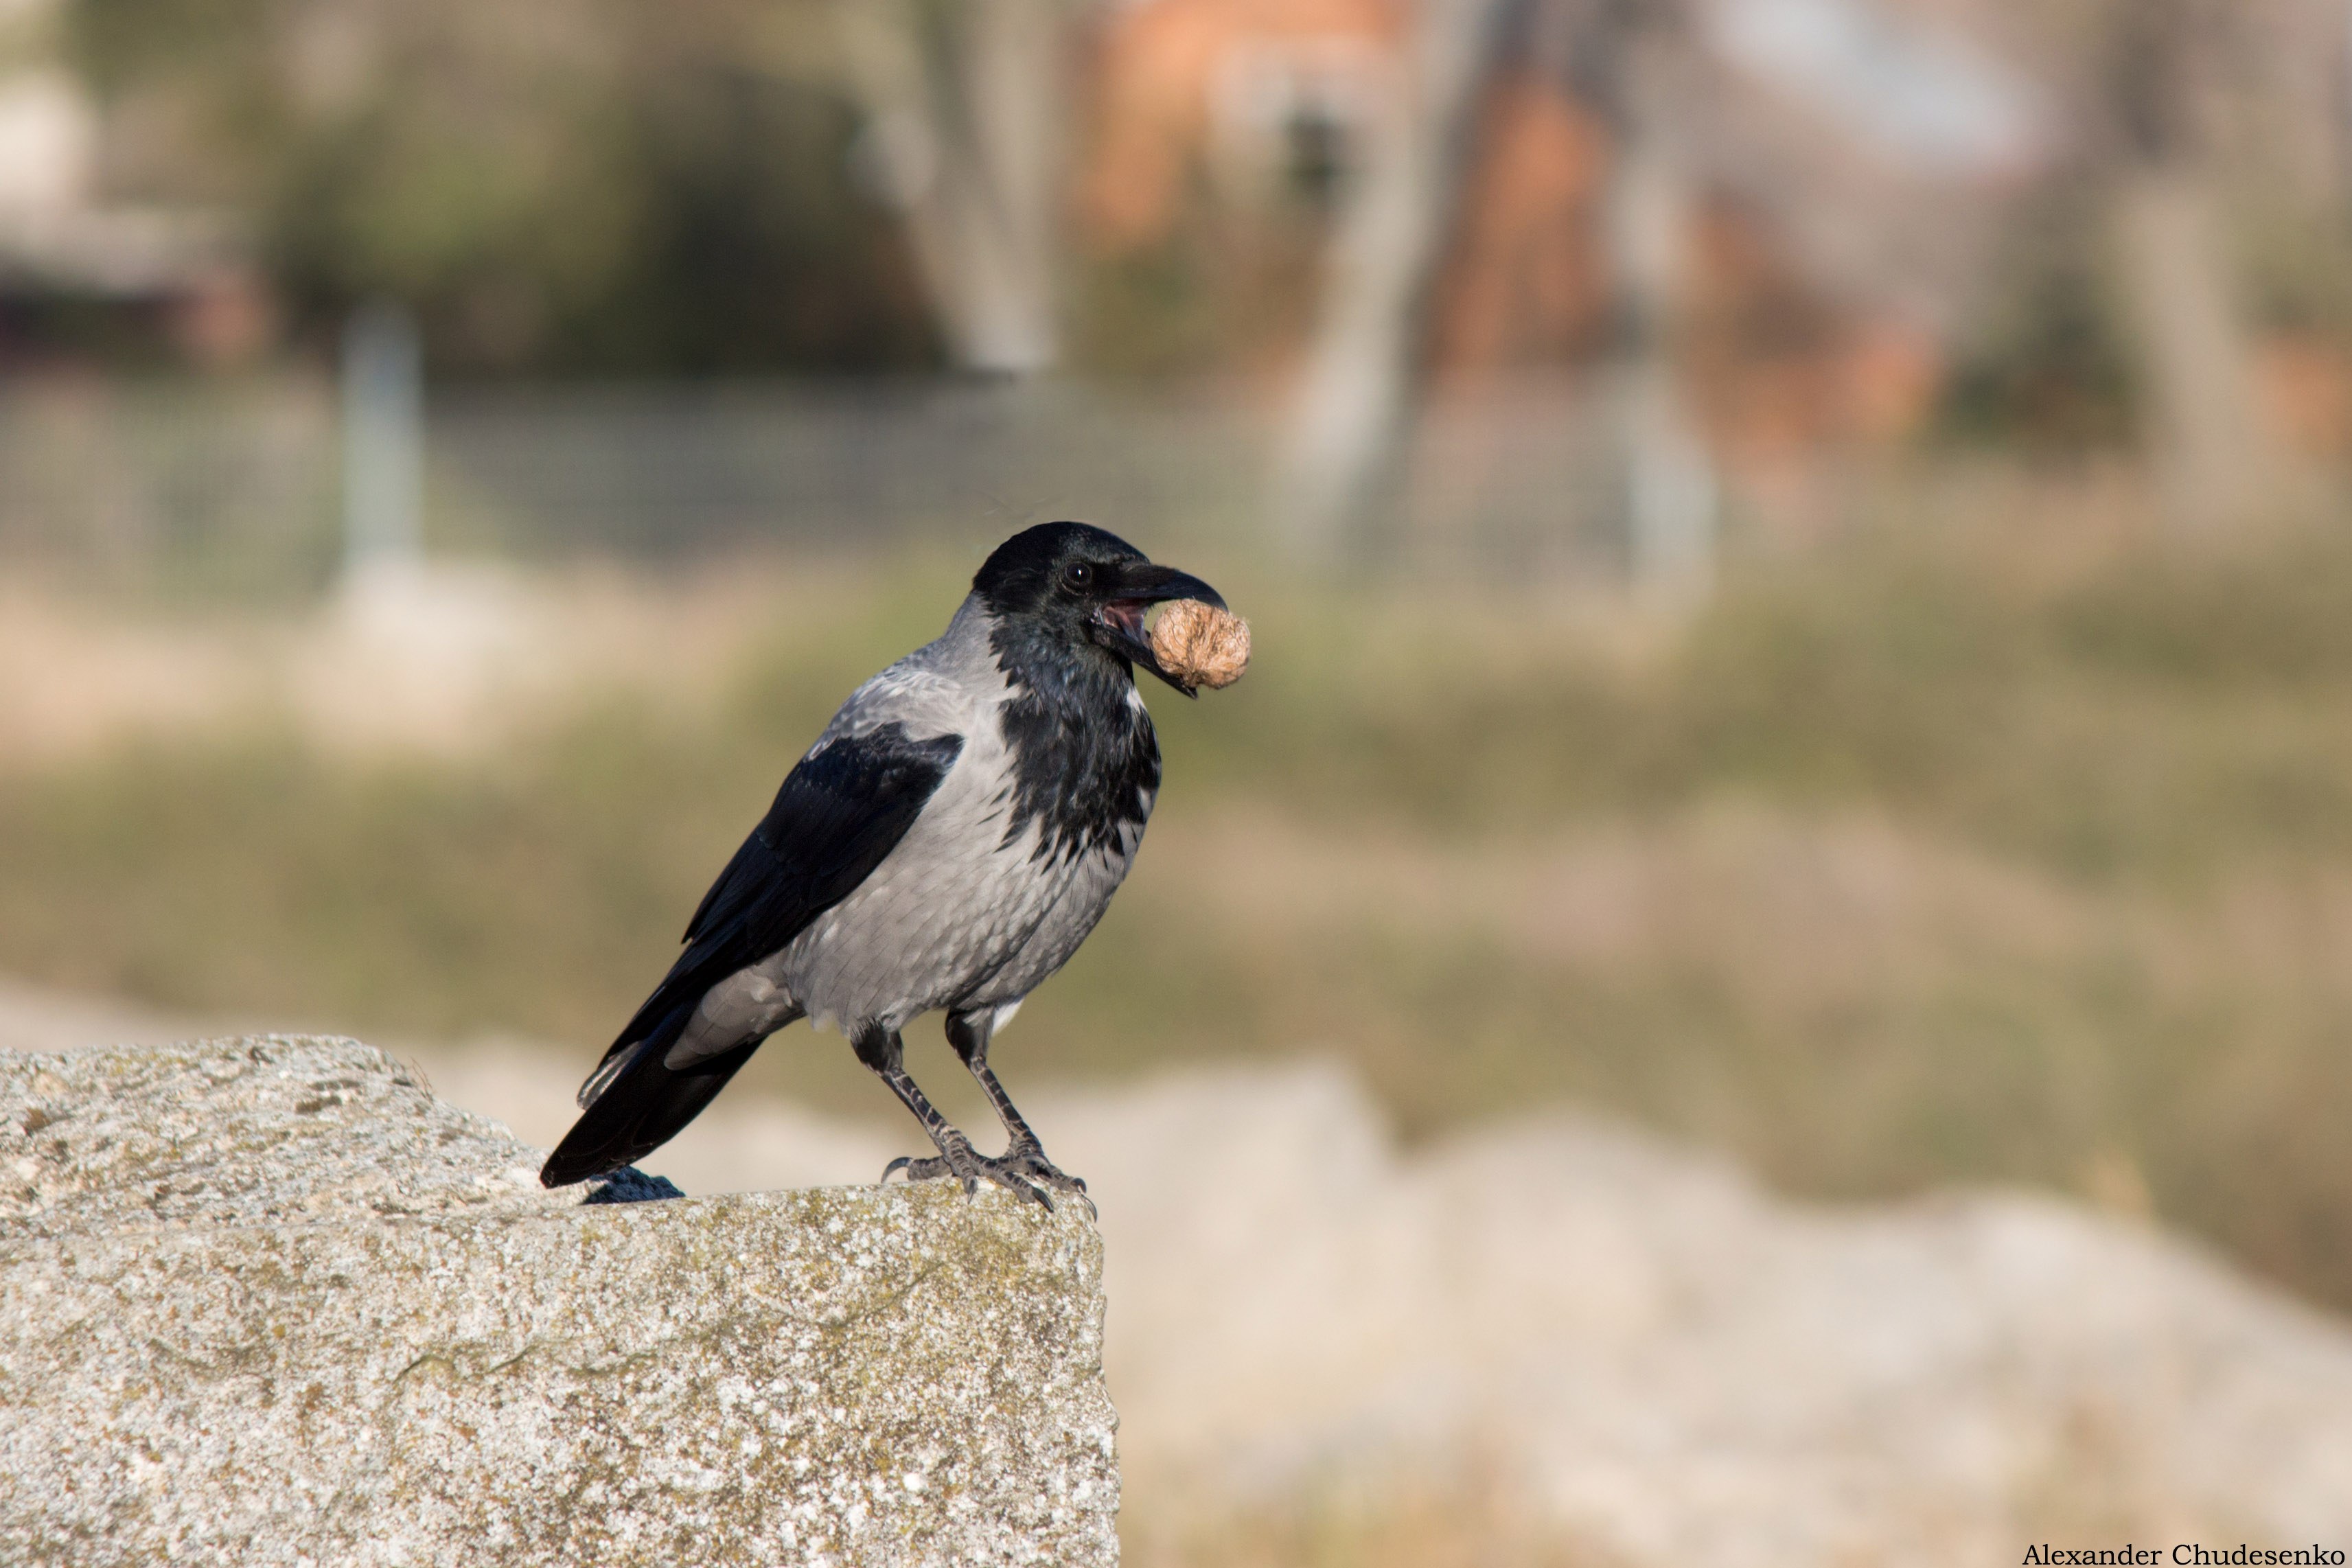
[0,372,1646,595]
[428,380,1275,563]
[0,379,341,597]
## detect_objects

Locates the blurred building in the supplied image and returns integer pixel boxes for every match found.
[1079,0,2057,479]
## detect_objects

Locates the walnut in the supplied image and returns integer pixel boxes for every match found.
[1149,599,1251,691]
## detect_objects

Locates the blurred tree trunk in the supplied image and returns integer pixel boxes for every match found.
[2112,172,2281,531]
[2105,0,2285,531]
[1608,20,1714,602]
[1278,0,1521,558]
[835,0,1065,374]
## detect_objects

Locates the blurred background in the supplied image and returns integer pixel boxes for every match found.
[7,0,2352,1558]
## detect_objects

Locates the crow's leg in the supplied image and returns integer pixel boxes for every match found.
[855,1021,1046,1206]
[944,1008,1092,1214]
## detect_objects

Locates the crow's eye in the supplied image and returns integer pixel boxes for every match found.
[1061,560,1094,592]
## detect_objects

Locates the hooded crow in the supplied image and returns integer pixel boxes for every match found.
[539,522,1224,1207]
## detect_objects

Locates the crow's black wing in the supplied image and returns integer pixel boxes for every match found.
[540,721,963,1187]
[616,722,965,1059]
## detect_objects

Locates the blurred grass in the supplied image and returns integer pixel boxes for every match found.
[6,516,2352,1309]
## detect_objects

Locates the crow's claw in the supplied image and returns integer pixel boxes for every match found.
[1000,1140,1095,1219]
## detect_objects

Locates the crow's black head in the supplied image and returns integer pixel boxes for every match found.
[973,522,1223,695]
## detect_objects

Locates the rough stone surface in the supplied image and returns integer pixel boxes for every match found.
[0,1036,1117,1567]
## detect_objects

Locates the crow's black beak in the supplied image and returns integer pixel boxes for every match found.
[1088,563,1225,696]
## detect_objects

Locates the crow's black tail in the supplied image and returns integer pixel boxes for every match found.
[540,1013,764,1188]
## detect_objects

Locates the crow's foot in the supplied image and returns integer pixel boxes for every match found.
[881,1133,1055,1209]
[881,1136,1089,1214]
[881,1128,987,1197]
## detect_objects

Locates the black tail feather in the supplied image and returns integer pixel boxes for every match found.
[540,1030,765,1188]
